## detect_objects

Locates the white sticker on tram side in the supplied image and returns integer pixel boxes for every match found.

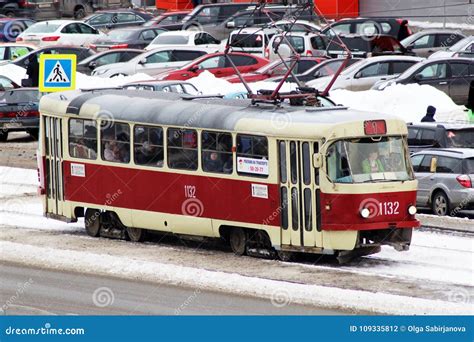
[251,184,268,199]
[237,157,269,176]
[71,163,85,177]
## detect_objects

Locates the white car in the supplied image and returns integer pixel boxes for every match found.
[17,20,104,47]
[145,30,223,52]
[266,32,327,61]
[228,27,277,58]
[272,20,322,33]
[92,46,210,78]
[307,55,423,91]
[429,36,474,59]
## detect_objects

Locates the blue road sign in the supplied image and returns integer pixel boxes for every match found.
[39,54,76,92]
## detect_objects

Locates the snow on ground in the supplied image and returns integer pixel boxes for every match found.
[330,84,467,123]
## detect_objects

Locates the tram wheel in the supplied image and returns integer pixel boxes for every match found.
[126,227,147,242]
[84,208,101,237]
[229,228,247,256]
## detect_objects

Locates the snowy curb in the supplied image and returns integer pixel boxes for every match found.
[0,241,471,315]
[417,214,474,233]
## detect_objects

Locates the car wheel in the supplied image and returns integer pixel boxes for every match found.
[0,130,8,142]
[5,10,14,18]
[27,129,39,140]
[432,191,450,216]
[74,7,86,19]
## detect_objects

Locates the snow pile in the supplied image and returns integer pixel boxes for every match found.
[330,83,466,123]
[0,64,27,85]
[76,72,154,90]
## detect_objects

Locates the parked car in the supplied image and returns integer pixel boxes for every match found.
[76,48,142,75]
[84,9,153,30]
[326,34,408,58]
[92,47,209,77]
[17,20,103,47]
[400,30,465,58]
[228,27,277,57]
[62,0,131,20]
[0,42,35,61]
[407,122,474,154]
[0,74,18,89]
[204,6,315,41]
[321,18,412,41]
[273,19,321,33]
[158,3,252,31]
[145,30,221,52]
[307,55,423,91]
[143,11,190,28]
[224,56,325,83]
[91,27,166,51]
[0,17,35,42]
[373,58,474,106]
[9,45,94,69]
[267,32,328,61]
[155,52,269,80]
[411,148,474,215]
[0,0,60,20]
[122,80,199,95]
[267,57,362,83]
[0,88,40,141]
[429,36,474,59]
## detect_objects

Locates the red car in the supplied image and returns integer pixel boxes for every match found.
[155,52,269,81]
[224,57,327,83]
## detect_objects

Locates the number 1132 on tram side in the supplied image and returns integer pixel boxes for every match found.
[38,90,420,262]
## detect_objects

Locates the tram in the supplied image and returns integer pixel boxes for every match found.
[38,89,419,262]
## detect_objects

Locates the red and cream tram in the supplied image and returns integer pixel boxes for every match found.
[38,90,419,262]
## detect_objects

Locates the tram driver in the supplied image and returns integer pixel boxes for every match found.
[362,147,385,174]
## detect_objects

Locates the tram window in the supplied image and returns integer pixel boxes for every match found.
[201,131,233,174]
[134,125,164,167]
[101,121,130,164]
[280,186,288,229]
[291,187,299,231]
[167,128,198,170]
[290,141,297,184]
[279,141,287,183]
[314,142,320,185]
[236,134,268,177]
[69,118,97,160]
[304,188,312,231]
[302,142,311,185]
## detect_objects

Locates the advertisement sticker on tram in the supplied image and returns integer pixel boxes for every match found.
[237,157,269,175]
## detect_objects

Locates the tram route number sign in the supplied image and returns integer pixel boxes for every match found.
[39,54,77,92]
[237,157,269,176]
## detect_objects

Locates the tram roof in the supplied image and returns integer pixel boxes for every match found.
[40,89,407,138]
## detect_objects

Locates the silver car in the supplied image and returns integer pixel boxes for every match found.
[411,148,474,216]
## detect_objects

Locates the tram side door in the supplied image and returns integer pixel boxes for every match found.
[278,140,321,248]
[44,116,65,217]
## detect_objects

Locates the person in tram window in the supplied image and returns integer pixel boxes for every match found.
[104,139,120,162]
[204,151,224,172]
[362,147,385,174]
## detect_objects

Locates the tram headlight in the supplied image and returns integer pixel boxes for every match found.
[360,208,370,219]
[408,205,417,215]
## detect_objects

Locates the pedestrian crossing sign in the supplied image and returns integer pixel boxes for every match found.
[39,54,76,92]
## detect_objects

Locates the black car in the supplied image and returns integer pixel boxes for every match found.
[0,88,40,141]
[10,46,94,69]
[122,80,199,95]
[84,10,153,30]
[90,27,166,51]
[268,57,362,83]
[326,34,409,58]
[407,122,474,154]
[77,48,143,75]
[374,58,474,106]
[159,3,253,31]
[322,18,412,41]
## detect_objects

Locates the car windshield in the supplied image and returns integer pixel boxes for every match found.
[326,136,412,183]
[151,34,189,45]
[465,158,474,173]
[107,30,135,40]
[448,37,473,51]
[230,34,264,48]
[446,129,474,148]
[255,59,287,74]
[24,22,60,34]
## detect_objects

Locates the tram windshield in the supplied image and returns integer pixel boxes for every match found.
[326,136,413,183]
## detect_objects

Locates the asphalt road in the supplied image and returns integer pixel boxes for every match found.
[0,262,344,315]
